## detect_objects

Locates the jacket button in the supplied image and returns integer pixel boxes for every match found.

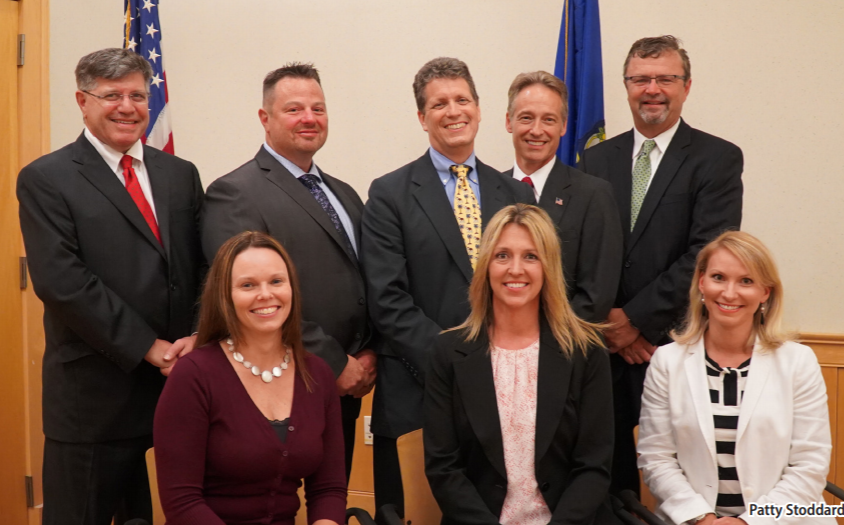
[540,482,550,492]
[624,260,631,268]
[288,426,294,432]
[354,333,362,340]
[170,283,177,291]
[282,451,288,457]
[358,297,365,305]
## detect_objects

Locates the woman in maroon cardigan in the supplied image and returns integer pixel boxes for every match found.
[154,231,346,525]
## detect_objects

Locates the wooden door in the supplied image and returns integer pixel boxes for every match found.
[0,0,29,523]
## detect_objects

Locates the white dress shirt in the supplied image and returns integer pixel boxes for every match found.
[631,117,682,192]
[512,156,556,202]
[84,127,157,220]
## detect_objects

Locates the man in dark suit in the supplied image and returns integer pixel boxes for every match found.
[201,63,375,480]
[16,48,204,525]
[361,57,534,512]
[502,71,622,323]
[578,36,743,497]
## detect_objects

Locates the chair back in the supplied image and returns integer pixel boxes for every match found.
[145,447,166,524]
[396,429,442,524]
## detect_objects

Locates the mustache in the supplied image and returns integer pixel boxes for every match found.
[640,95,668,104]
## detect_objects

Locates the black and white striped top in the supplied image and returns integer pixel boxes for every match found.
[706,352,751,518]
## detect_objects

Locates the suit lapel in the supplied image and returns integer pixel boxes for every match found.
[453,335,507,479]
[534,326,571,463]
[256,148,358,266]
[145,147,171,260]
[477,160,506,230]
[628,120,691,252]
[411,154,473,283]
[736,343,771,443]
[684,340,718,466]
[607,132,634,241]
[537,160,573,227]
[72,134,166,259]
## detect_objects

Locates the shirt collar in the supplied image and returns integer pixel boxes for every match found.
[632,117,682,158]
[263,142,321,181]
[84,127,144,172]
[512,156,555,185]
[429,147,478,185]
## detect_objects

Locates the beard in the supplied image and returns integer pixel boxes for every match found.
[637,95,669,125]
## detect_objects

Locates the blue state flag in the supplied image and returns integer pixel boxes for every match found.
[554,0,605,167]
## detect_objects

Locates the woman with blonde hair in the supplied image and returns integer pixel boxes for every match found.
[424,203,618,525]
[638,231,833,525]
[154,231,346,525]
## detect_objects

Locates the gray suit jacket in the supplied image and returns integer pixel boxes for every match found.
[361,151,534,438]
[504,159,622,323]
[201,147,370,377]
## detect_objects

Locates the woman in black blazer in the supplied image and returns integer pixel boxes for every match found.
[424,204,618,525]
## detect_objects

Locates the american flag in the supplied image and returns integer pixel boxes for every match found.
[123,0,174,153]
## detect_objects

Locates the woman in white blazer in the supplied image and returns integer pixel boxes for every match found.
[637,231,833,525]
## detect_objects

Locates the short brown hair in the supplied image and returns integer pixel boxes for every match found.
[263,62,321,108]
[507,71,568,121]
[623,35,691,81]
[413,57,479,113]
[75,48,153,91]
[196,231,312,388]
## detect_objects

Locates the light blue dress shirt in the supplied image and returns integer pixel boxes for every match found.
[263,143,358,255]
[428,147,481,208]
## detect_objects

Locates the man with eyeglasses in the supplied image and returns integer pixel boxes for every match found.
[17,48,204,525]
[579,35,743,498]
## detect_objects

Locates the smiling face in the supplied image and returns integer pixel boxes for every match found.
[259,77,328,172]
[418,77,481,163]
[488,223,544,315]
[230,247,293,340]
[76,72,149,153]
[624,51,691,138]
[506,83,567,175]
[699,248,770,333]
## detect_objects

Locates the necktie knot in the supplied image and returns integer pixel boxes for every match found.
[120,155,134,170]
[299,173,321,188]
[522,175,535,188]
[640,139,656,157]
[450,164,471,181]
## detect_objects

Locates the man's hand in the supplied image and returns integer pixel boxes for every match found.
[605,307,640,351]
[336,354,368,397]
[165,334,197,361]
[617,335,657,365]
[352,349,377,398]
[693,514,717,525]
[713,518,746,525]
[145,338,178,376]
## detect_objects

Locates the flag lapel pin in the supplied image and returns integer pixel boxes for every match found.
[555,197,564,206]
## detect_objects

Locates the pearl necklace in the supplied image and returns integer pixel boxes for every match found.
[226,338,291,384]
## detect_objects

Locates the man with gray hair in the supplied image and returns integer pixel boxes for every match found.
[503,70,622,323]
[17,48,204,524]
[579,35,743,497]
[361,57,534,512]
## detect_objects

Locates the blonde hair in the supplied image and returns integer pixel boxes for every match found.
[672,231,787,351]
[454,204,604,357]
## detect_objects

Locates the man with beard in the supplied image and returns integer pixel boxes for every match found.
[579,35,743,497]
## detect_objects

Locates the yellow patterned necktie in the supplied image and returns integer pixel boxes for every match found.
[450,164,481,270]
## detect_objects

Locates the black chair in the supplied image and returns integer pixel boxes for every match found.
[615,490,669,525]
[826,480,844,501]
[346,507,378,525]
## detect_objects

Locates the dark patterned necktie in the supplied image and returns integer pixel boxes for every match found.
[120,155,161,245]
[298,173,355,256]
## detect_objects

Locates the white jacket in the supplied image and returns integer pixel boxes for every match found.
[637,339,834,525]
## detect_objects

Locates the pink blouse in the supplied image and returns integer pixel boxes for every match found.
[490,340,552,525]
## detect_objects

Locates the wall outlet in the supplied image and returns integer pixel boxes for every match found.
[364,415,373,445]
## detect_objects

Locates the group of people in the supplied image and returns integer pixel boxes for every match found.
[16,33,833,525]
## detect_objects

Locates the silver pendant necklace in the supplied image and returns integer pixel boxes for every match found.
[226,337,291,384]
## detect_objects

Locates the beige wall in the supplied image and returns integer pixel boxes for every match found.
[50,0,844,334]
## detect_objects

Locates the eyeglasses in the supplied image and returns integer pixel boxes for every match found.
[82,90,149,105]
[623,75,687,88]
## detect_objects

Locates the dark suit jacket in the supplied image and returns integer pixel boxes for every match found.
[579,119,743,346]
[361,152,534,438]
[201,147,370,378]
[16,132,205,443]
[423,323,617,525]
[504,159,622,323]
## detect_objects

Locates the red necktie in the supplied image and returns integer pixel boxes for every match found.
[120,155,161,245]
[522,175,535,188]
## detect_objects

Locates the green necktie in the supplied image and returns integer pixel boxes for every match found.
[630,139,656,231]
